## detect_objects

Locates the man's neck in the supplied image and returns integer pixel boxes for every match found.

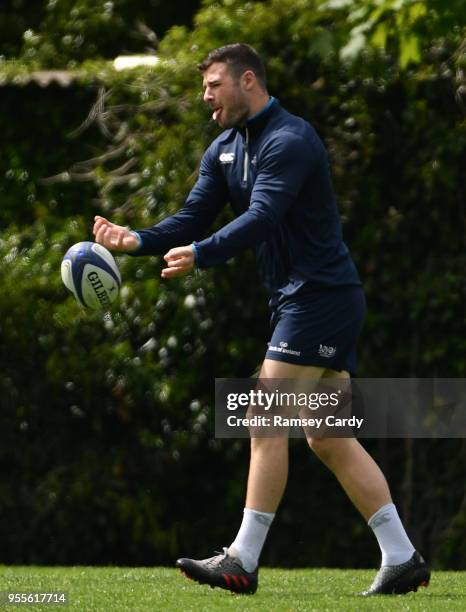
[247,93,272,120]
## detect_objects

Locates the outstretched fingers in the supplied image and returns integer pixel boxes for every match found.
[93,216,128,251]
[162,245,195,278]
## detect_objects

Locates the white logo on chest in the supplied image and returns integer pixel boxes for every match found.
[219,152,235,164]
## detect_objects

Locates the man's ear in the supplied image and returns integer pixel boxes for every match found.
[241,70,256,91]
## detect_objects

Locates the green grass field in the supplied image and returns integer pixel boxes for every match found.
[1,566,464,611]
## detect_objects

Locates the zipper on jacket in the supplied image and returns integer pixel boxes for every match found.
[242,127,249,183]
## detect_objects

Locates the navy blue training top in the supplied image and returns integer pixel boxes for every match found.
[134,98,361,301]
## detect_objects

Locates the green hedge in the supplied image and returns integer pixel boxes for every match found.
[0,0,465,568]
[0,0,202,66]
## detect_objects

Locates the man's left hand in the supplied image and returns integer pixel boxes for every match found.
[162,245,195,278]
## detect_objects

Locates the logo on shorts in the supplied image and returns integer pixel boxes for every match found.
[318,344,337,358]
[268,341,301,357]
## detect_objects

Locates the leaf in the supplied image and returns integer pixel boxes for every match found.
[320,0,355,10]
[309,30,335,59]
[400,32,421,68]
[371,22,388,49]
[367,0,393,25]
[408,2,428,22]
[340,31,367,61]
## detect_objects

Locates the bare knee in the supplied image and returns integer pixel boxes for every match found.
[307,437,351,465]
[251,436,288,454]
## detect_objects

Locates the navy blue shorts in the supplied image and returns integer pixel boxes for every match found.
[265,285,366,375]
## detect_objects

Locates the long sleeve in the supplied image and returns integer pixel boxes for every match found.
[132,145,228,256]
[194,132,320,268]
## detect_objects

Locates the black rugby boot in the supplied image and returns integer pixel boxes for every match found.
[176,548,258,594]
[362,551,430,596]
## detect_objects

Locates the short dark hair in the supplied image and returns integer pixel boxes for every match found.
[198,43,267,89]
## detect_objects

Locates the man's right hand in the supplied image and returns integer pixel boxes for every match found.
[93,215,139,252]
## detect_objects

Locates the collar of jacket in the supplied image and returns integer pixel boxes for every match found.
[236,97,280,140]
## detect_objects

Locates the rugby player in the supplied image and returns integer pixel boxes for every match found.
[93,43,430,596]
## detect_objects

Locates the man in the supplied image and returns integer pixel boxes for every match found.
[93,43,430,596]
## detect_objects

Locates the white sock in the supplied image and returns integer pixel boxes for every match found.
[368,503,415,566]
[229,508,275,572]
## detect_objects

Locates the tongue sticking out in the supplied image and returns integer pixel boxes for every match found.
[213,108,222,121]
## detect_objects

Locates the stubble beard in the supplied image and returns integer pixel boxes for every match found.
[220,93,250,129]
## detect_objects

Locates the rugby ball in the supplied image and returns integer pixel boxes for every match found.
[61,241,121,309]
